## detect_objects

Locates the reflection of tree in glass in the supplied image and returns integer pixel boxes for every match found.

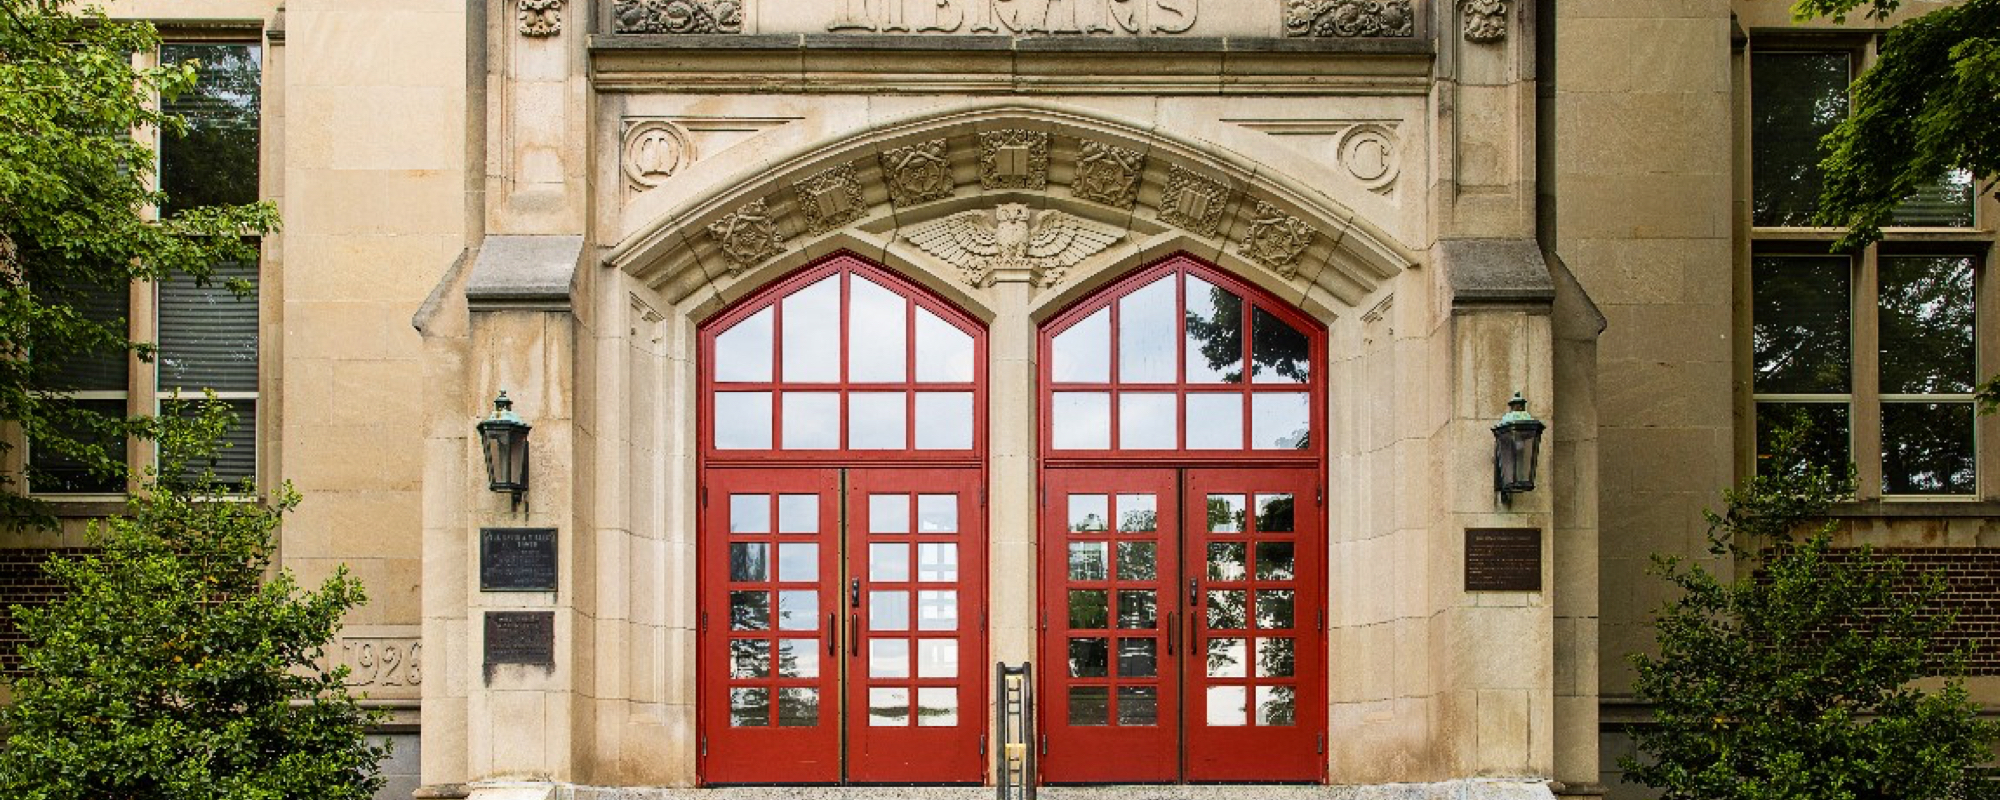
[1118,509,1158,532]
[160,44,262,215]
[1255,495,1294,532]
[730,591,770,631]
[1878,257,1975,395]
[1068,638,1109,677]
[1184,289,1314,385]
[1205,497,1243,531]
[1260,685,1296,725]
[1257,637,1295,677]
[1205,637,1243,677]
[1752,52,1849,227]
[1752,258,1850,394]
[1069,590,1109,629]
[1206,590,1246,630]
[1882,403,1975,495]
[1755,405,1849,480]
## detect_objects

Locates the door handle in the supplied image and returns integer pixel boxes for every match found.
[851,578,861,608]
[849,613,860,657]
[1188,577,1199,606]
[827,613,837,657]
[1165,612,1176,656]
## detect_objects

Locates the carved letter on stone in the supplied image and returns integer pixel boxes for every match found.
[880,138,955,207]
[612,0,743,34]
[1284,0,1416,38]
[1462,0,1508,42]
[331,638,423,691]
[1072,139,1145,209]
[707,199,788,274]
[1338,125,1400,193]
[793,163,867,235]
[623,120,692,190]
[1157,165,1231,238]
[903,203,1125,288]
[1238,201,1317,279]
[979,130,1050,190]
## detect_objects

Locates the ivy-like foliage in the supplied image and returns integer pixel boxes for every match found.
[1623,422,2000,800]
[0,399,385,799]
[0,0,281,528]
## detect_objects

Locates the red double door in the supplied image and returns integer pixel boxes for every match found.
[1039,467,1326,783]
[700,467,987,784]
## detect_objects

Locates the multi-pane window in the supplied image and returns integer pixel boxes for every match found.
[29,40,263,493]
[1749,45,1986,497]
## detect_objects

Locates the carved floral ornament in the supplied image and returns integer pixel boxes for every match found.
[1237,201,1318,279]
[517,0,564,36]
[1284,0,1415,38]
[1072,139,1145,209]
[880,139,956,207]
[612,0,743,34]
[706,199,788,274]
[1461,0,1507,42]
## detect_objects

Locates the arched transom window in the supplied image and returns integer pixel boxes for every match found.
[1041,256,1324,457]
[703,255,985,458]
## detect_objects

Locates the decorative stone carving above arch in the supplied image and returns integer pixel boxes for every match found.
[606,102,1416,316]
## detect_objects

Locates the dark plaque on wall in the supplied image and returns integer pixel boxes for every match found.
[480,527,558,592]
[1465,528,1542,592]
[484,611,555,669]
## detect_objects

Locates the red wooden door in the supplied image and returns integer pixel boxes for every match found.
[700,468,843,783]
[1039,468,1182,783]
[1182,468,1324,782]
[845,468,987,783]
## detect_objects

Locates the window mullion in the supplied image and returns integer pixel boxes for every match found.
[1980,254,2000,501]
[1852,246,1883,499]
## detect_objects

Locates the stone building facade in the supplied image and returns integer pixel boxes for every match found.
[2,1,1993,799]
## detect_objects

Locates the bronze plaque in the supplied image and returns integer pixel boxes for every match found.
[484,611,555,669]
[480,528,558,592]
[1465,528,1542,592]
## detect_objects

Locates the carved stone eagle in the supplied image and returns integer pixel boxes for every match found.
[902,203,1125,288]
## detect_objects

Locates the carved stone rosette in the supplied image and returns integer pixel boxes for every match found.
[612,0,743,34]
[793,163,867,235]
[979,130,1050,190]
[707,199,788,274]
[1284,0,1416,38]
[1156,166,1232,238]
[1238,201,1318,279]
[1072,139,1145,209]
[880,139,955,207]
[518,0,564,36]
[1462,0,1508,42]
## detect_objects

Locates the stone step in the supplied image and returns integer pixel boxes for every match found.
[545,779,1555,800]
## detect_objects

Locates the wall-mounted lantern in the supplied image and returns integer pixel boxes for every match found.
[1492,391,1545,502]
[478,391,532,508]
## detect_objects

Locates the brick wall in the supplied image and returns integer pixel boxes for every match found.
[1820,548,2000,675]
[0,548,90,673]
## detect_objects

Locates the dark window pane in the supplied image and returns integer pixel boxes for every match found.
[162,399,256,487]
[28,399,128,494]
[1250,307,1310,384]
[32,273,129,392]
[1878,256,1976,394]
[1752,51,1850,227]
[1067,687,1109,726]
[1890,168,1976,228]
[159,43,262,215]
[1755,402,1850,479]
[1753,256,1851,394]
[1882,403,1975,496]
[159,259,259,393]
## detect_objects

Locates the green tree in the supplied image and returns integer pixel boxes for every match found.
[0,0,279,527]
[1623,423,2000,800]
[1791,0,2000,414]
[0,400,386,799]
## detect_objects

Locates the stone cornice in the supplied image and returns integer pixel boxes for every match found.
[589,35,1434,96]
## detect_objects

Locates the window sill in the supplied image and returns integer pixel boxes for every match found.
[1828,499,2000,519]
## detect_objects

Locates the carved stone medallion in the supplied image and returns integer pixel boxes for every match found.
[1156,166,1231,238]
[518,0,565,36]
[793,163,867,234]
[880,138,955,207]
[707,199,788,274]
[1072,139,1145,209]
[612,0,744,34]
[1462,0,1508,43]
[622,120,692,190]
[979,130,1050,190]
[1339,125,1400,193]
[1238,201,1318,279]
[903,203,1125,288]
[1284,0,1416,38]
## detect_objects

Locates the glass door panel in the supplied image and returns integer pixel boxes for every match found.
[701,468,843,783]
[845,468,987,784]
[1183,469,1323,782]
[1039,469,1181,783]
